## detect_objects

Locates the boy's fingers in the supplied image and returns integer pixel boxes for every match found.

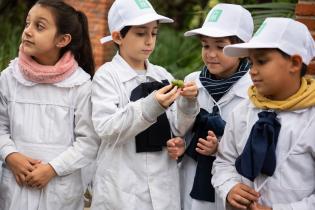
[197,142,209,151]
[235,194,251,205]
[174,138,184,145]
[158,84,173,94]
[229,199,247,210]
[198,139,214,150]
[207,130,216,137]
[196,148,208,156]
[239,190,259,202]
[166,140,175,147]
[241,184,260,197]
[164,85,177,96]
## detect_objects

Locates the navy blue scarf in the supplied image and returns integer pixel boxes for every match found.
[199,58,250,101]
[235,111,281,181]
[130,80,172,153]
[186,107,226,202]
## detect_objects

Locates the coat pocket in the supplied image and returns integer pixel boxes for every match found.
[280,152,315,191]
[53,170,84,204]
[91,169,136,210]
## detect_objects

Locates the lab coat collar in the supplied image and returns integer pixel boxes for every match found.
[112,53,165,83]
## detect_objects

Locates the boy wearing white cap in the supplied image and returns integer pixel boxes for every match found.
[212,17,315,210]
[91,0,199,209]
[166,3,254,210]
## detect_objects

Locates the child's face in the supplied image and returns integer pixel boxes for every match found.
[201,36,240,79]
[21,4,62,65]
[118,21,158,69]
[249,49,299,100]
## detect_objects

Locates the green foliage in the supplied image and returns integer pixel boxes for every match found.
[244,2,296,31]
[150,26,203,79]
[0,2,26,71]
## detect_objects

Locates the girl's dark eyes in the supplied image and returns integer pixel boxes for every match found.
[24,21,45,31]
[37,23,45,31]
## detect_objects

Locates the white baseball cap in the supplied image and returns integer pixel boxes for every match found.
[224,17,315,65]
[100,0,173,44]
[184,3,254,42]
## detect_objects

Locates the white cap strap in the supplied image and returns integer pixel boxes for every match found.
[100,35,113,44]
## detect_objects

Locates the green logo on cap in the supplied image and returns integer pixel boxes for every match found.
[207,9,223,22]
[254,22,267,37]
[135,0,151,9]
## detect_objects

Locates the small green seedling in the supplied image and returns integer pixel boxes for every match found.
[171,79,184,88]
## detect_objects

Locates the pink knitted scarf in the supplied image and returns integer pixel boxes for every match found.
[18,49,77,84]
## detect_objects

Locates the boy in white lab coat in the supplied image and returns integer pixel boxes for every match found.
[167,4,253,210]
[90,0,199,209]
[212,17,315,210]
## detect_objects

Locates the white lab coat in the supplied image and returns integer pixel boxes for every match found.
[179,71,252,210]
[0,58,99,210]
[90,54,199,210]
[212,100,315,210]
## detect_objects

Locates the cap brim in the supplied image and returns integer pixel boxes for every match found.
[184,27,234,38]
[126,13,173,26]
[223,42,279,57]
[100,14,173,44]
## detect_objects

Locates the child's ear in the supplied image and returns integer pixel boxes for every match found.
[112,31,122,45]
[56,34,72,48]
[290,55,303,74]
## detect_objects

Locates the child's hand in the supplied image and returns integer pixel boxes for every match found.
[249,202,272,210]
[196,131,218,156]
[227,183,260,210]
[25,163,57,189]
[167,137,185,160]
[155,84,180,108]
[180,81,198,100]
[5,152,41,186]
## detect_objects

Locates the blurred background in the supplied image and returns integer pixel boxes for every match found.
[0,0,299,78]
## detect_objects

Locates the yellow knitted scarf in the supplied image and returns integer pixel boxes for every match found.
[248,77,315,111]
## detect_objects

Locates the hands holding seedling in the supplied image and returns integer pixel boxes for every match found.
[155,79,198,108]
[172,80,198,100]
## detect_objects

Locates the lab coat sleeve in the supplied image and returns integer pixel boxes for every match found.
[0,69,18,161]
[211,109,243,208]
[91,69,165,145]
[49,81,100,176]
[167,96,199,137]
[167,71,199,137]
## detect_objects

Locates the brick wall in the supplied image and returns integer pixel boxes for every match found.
[296,0,315,74]
[64,0,115,69]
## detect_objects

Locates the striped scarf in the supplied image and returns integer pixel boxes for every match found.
[199,58,250,101]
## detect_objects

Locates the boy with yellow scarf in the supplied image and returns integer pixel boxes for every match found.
[211,17,315,210]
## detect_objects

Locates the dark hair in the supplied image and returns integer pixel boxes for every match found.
[276,49,307,77]
[36,0,95,77]
[114,26,132,49]
[120,26,132,38]
[227,36,244,44]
